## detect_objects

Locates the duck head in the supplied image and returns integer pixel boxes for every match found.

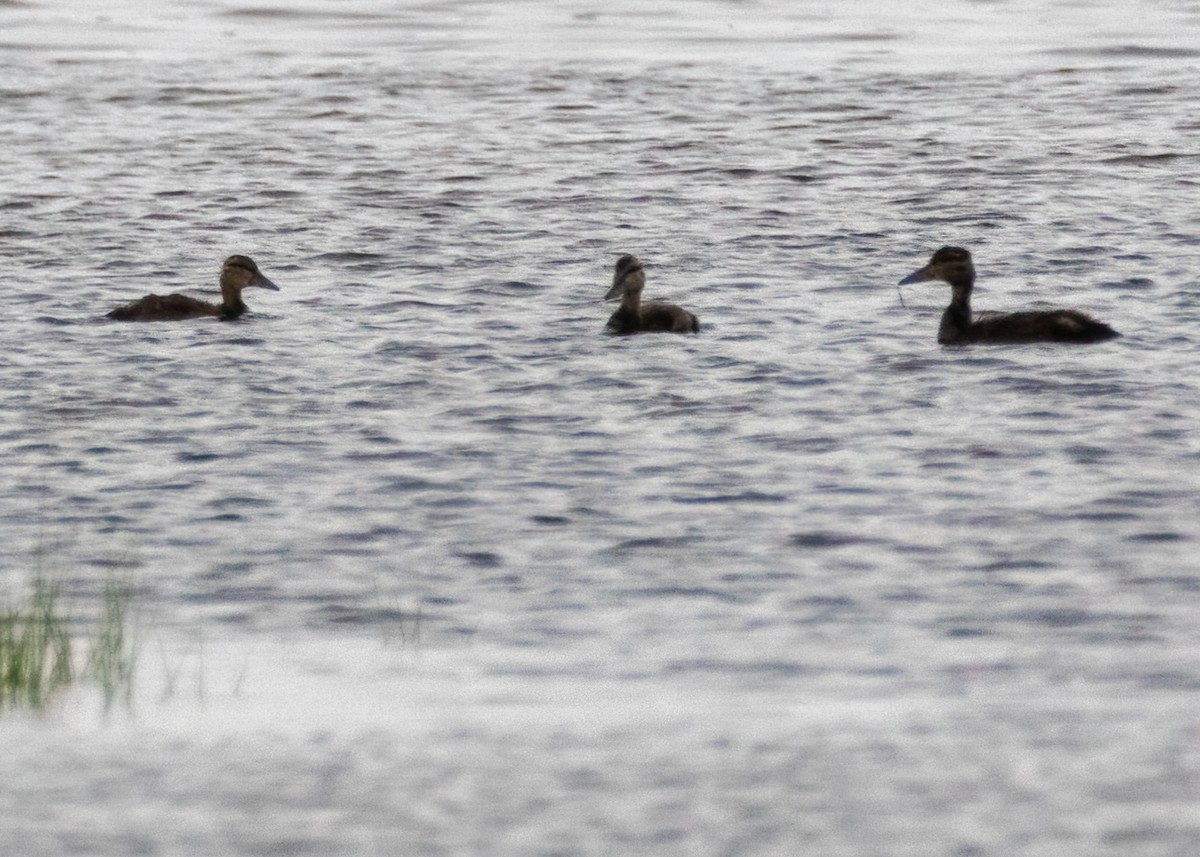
[899,246,975,289]
[221,255,280,293]
[605,254,645,301]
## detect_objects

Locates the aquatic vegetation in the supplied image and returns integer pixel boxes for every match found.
[0,578,136,714]
[0,579,72,711]
[84,580,138,711]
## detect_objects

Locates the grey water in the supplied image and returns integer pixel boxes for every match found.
[3,0,1200,854]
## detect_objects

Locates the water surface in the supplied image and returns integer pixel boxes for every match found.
[2,1,1199,854]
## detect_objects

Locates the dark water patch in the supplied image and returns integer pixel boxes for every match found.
[175,451,221,463]
[1047,45,1200,60]
[315,604,411,625]
[207,496,273,510]
[713,276,766,292]
[978,558,1054,572]
[369,300,459,313]
[622,586,740,603]
[33,313,80,326]
[220,6,391,21]
[477,414,585,434]
[323,544,380,558]
[1116,84,1178,96]
[748,433,841,453]
[10,442,59,455]
[789,531,876,549]
[329,525,406,544]
[794,594,858,613]
[671,491,788,505]
[1134,671,1200,691]
[945,626,988,638]
[1099,489,1179,508]
[1011,607,1160,633]
[665,658,816,678]
[608,536,699,553]
[1,194,69,211]
[721,570,800,584]
[1125,531,1188,543]
[477,280,547,296]
[1053,244,1119,257]
[1013,608,1091,627]
[1062,510,1139,522]
[1102,152,1193,165]
[965,444,1032,460]
[378,476,444,492]
[999,375,1127,397]
[1065,444,1112,464]
[342,447,429,461]
[180,585,278,603]
[199,561,255,578]
[878,356,936,373]
[1129,575,1200,591]
[82,446,120,456]
[88,397,180,410]
[530,515,571,526]
[374,340,456,359]
[916,458,964,470]
[455,551,504,568]
[151,482,197,493]
[308,251,389,268]
[1098,276,1154,290]
[78,555,142,572]
[185,336,268,348]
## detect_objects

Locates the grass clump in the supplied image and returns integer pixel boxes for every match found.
[1,577,135,714]
[0,579,73,711]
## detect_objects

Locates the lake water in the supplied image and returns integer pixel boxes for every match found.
[2,0,1200,854]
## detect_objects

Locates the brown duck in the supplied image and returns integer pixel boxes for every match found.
[107,255,280,321]
[604,255,699,335]
[899,246,1119,344]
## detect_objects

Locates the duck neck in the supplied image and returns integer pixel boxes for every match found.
[937,281,973,344]
[619,286,642,317]
[219,283,247,319]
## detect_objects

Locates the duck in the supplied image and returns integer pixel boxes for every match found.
[106,255,280,321]
[899,246,1119,344]
[604,255,699,334]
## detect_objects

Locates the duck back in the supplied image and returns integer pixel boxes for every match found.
[105,293,224,322]
[945,309,1120,345]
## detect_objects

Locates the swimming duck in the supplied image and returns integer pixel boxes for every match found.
[605,255,699,334]
[106,255,280,321]
[899,246,1119,344]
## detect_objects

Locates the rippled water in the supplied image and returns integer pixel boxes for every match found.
[3,0,1200,854]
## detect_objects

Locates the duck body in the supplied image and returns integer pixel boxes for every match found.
[106,292,241,322]
[606,301,700,335]
[899,246,1119,345]
[937,306,1119,345]
[107,255,280,322]
[604,255,699,335]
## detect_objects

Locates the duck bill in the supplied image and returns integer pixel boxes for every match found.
[252,272,281,291]
[898,265,935,286]
[604,281,624,301]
